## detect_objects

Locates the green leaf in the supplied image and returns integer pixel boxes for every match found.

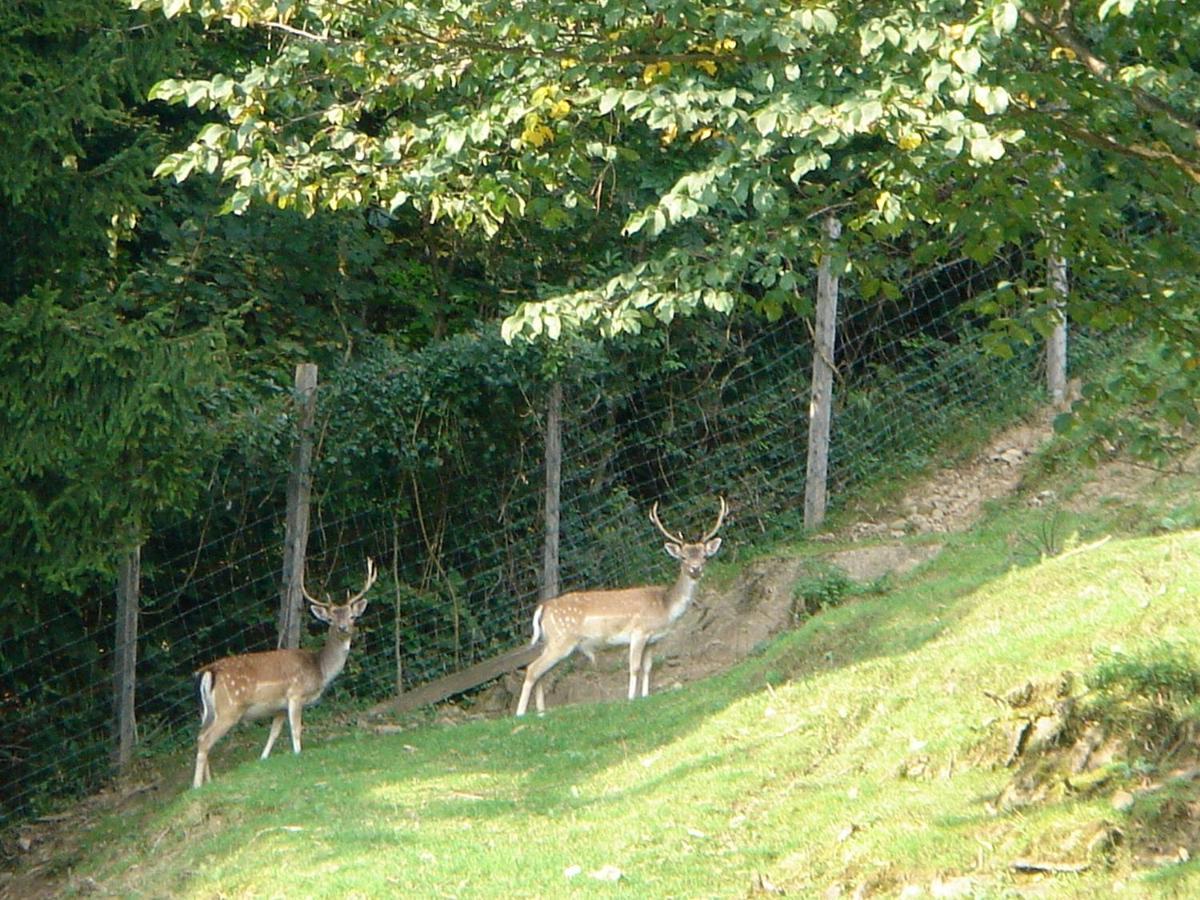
[445,128,467,155]
[598,88,622,115]
[973,85,1010,115]
[148,78,182,102]
[951,47,982,75]
[969,135,1005,162]
[196,123,228,148]
[811,9,837,33]
[183,82,208,107]
[860,24,885,55]
[151,153,181,179]
[330,129,358,150]
[218,190,252,215]
[620,90,647,111]
[754,109,778,136]
[468,119,491,143]
[992,2,1019,34]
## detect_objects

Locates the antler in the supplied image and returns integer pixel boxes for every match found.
[650,498,728,544]
[345,558,378,604]
[648,502,685,544]
[700,496,728,542]
[302,558,377,606]
[301,568,322,607]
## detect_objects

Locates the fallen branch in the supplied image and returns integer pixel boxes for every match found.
[1058,534,1112,560]
[1011,859,1090,874]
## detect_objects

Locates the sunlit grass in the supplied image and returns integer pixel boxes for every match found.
[67,487,1200,897]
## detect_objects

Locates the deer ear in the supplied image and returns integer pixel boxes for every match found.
[350,598,369,618]
[664,542,685,559]
[309,603,333,624]
[704,537,722,556]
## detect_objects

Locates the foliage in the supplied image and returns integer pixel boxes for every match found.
[135,1,1198,344]
[4,0,1199,832]
[0,1,208,301]
[0,287,232,821]
[1087,642,1200,706]
[0,288,229,588]
[792,564,858,618]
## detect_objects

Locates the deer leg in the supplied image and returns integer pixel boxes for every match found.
[287,696,304,753]
[193,715,238,789]
[640,647,654,698]
[628,634,648,700]
[517,641,575,716]
[192,746,208,790]
[260,713,286,759]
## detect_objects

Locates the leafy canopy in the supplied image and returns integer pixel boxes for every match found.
[136,0,1198,343]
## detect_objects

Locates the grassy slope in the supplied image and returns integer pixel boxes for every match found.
[58,459,1200,897]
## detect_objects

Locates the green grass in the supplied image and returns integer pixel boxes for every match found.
[38,459,1200,898]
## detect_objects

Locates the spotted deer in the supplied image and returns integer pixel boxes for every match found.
[192,559,376,788]
[515,497,727,716]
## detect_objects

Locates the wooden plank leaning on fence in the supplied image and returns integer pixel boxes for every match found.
[363,644,540,716]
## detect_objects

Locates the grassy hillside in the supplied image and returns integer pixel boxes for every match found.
[9,441,1200,898]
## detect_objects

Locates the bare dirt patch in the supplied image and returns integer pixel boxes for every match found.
[841,416,1056,539]
[482,412,1065,716]
[0,776,172,900]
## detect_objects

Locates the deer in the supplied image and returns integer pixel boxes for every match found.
[192,558,377,788]
[515,497,727,716]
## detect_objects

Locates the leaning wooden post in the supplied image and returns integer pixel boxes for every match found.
[541,380,563,602]
[278,363,318,649]
[804,215,841,531]
[112,546,140,772]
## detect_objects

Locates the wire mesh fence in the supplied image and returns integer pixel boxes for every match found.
[1,245,1073,826]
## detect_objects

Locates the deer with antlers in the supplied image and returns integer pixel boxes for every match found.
[191,558,377,788]
[515,497,727,716]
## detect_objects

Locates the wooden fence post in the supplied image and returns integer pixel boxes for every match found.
[391,516,405,696]
[278,363,318,649]
[1046,156,1069,408]
[804,216,842,531]
[1047,251,1069,408]
[112,546,140,772]
[541,380,563,602]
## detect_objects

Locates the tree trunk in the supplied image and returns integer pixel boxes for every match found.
[278,363,318,649]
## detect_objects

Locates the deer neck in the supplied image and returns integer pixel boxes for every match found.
[316,631,354,686]
[663,567,702,624]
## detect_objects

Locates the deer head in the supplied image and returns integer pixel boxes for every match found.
[650,495,726,580]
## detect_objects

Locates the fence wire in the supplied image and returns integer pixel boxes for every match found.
[1,247,1068,826]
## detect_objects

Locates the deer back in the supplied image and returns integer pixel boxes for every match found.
[540,585,671,641]
[200,648,326,720]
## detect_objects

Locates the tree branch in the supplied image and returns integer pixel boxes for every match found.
[1017,103,1200,184]
[1019,7,1200,144]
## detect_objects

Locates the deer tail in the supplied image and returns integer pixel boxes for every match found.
[196,669,217,730]
[530,605,545,646]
